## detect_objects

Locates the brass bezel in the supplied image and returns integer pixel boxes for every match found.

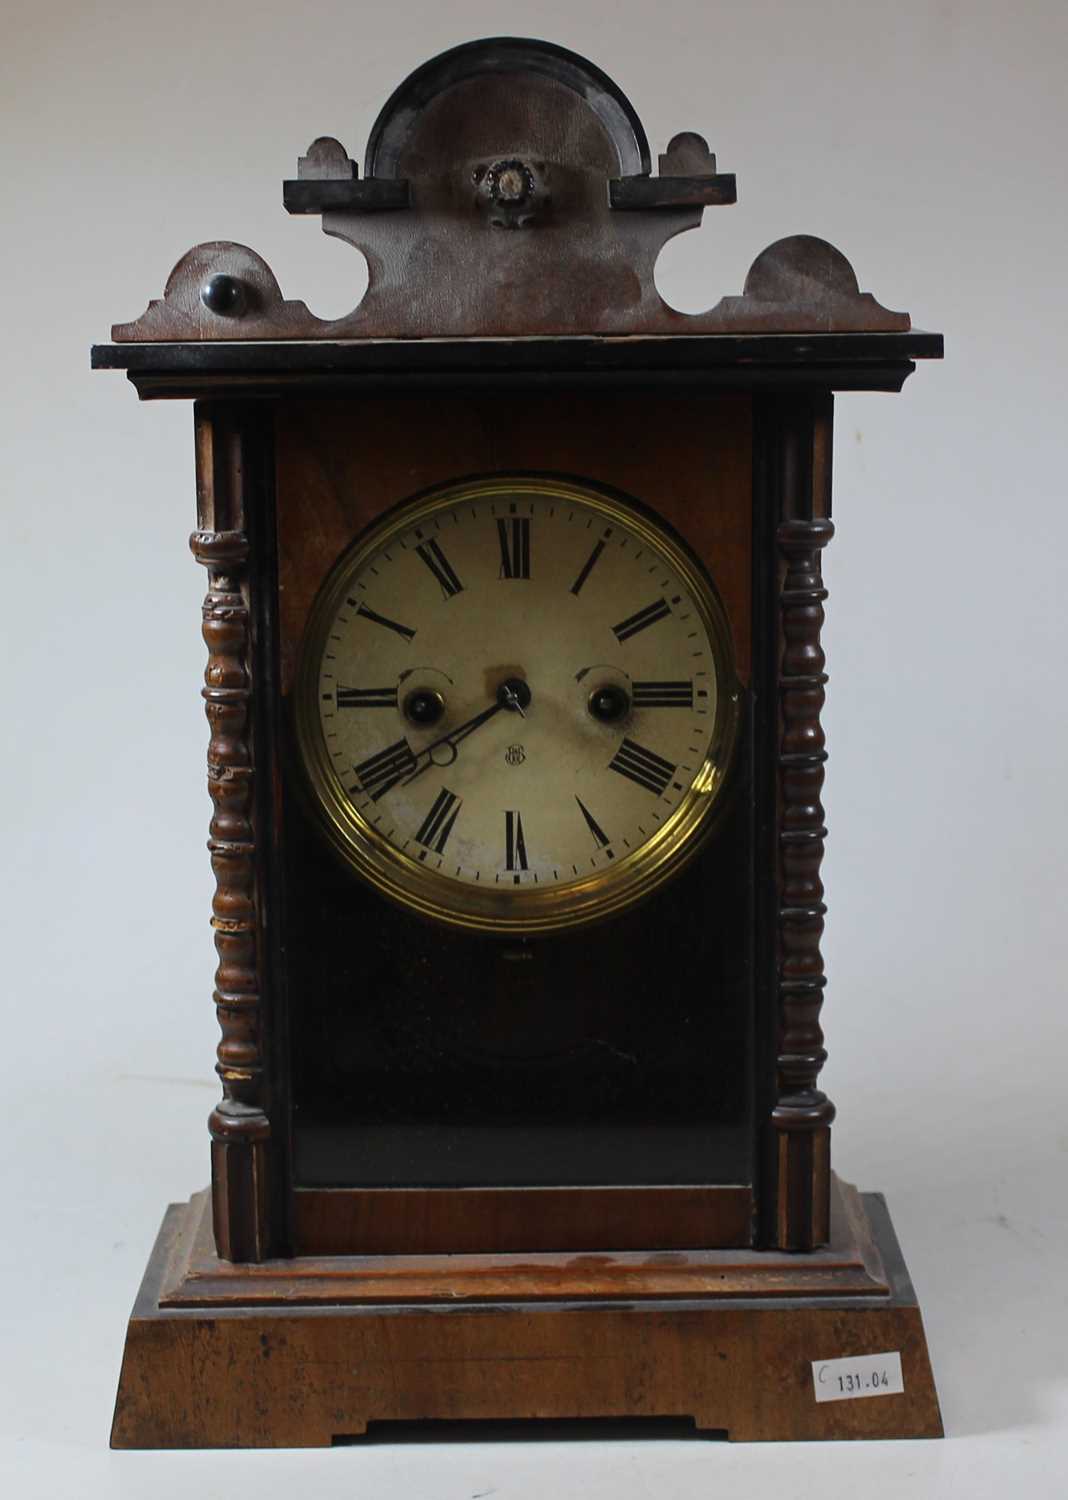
[294,476,741,935]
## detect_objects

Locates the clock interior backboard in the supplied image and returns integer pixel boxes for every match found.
[273,392,756,1237]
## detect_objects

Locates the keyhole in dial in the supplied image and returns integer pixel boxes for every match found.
[588,684,630,723]
[404,688,446,726]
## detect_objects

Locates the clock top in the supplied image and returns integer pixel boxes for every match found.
[94,37,943,360]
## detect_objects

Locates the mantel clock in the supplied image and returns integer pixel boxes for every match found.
[95,38,945,1445]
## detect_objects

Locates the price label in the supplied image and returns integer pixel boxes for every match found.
[812,1352,904,1403]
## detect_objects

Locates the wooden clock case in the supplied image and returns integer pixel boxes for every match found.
[94,39,944,1445]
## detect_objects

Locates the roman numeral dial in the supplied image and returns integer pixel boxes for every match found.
[504,810,529,872]
[497,516,531,579]
[301,477,737,933]
[353,601,416,641]
[631,680,693,708]
[570,535,608,595]
[352,738,416,801]
[415,788,461,854]
[612,598,671,643]
[336,685,398,708]
[608,738,677,797]
[415,538,464,598]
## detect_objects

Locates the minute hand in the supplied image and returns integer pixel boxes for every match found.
[402,699,505,784]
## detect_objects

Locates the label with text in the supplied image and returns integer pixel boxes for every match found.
[812,1352,904,1403]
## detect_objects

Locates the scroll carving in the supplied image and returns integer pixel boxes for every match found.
[108,41,912,343]
[772,517,836,1249]
[190,525,271,1261]
[112,243,329,343]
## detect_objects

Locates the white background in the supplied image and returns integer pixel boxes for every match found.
[2,0,1066,1494]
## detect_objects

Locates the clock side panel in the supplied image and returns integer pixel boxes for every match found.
[272,393,757,1252]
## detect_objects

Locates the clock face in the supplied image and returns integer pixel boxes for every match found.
[295,476,739,933]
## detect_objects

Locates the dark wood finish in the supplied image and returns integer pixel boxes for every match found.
[293,1184,753,1256]
[111,1177,941,1447]
[105,229,914,339]
[181,391,835,1261]
[119,367,919,401]
[274,393,757,1247]
[104,39,915,343]
[774,515,835,1247]
[190,405,280,1261]
[362,37,652,179]
[91,331,943,403]
[95,35,944,1444]
[274,393,753,689]
[754,395,837,1249]
[164,1175,884,1306]
[614,129,737,211]
[282,178,410,213]
[609,173,737,210]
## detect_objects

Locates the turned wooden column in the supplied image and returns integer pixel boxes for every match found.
[757,393,836,1250]
[190,403,278,1262]
[772,512,835,1246]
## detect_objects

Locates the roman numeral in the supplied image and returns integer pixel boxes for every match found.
[336,685,398,708]
[415,787,461,854]
[497,517,531,579]
[631,680,694,708]
[611,598,671,643]
[608,737,677,796]
[353,601,416,641]
[575,796,610,849]
[353,738,416,801]
[415,538,464,598]
[570,538,606,596]
[505,810,529,871]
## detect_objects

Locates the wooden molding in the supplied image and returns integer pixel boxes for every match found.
[167,1174,884,1306]
[111,1176,942,1447]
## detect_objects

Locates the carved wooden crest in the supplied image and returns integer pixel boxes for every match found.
[112,37,910,342]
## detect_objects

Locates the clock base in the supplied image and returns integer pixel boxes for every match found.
[111,1175,941,1446]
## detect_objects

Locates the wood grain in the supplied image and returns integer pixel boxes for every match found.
[274,392,753,692]
[163,1174,885,1307]
[773,513,836,1247]
[748,394,838,1250]
[109,42,913,342]
[190,405,275,1261]
[93,328,941,398]
[293,1184,753,1256]
[111,1177,942,1447]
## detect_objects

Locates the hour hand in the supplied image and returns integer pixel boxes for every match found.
[402,698,504,784]
[402,678,530,784]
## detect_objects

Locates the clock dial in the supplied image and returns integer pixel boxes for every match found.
[296,477,739,932]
